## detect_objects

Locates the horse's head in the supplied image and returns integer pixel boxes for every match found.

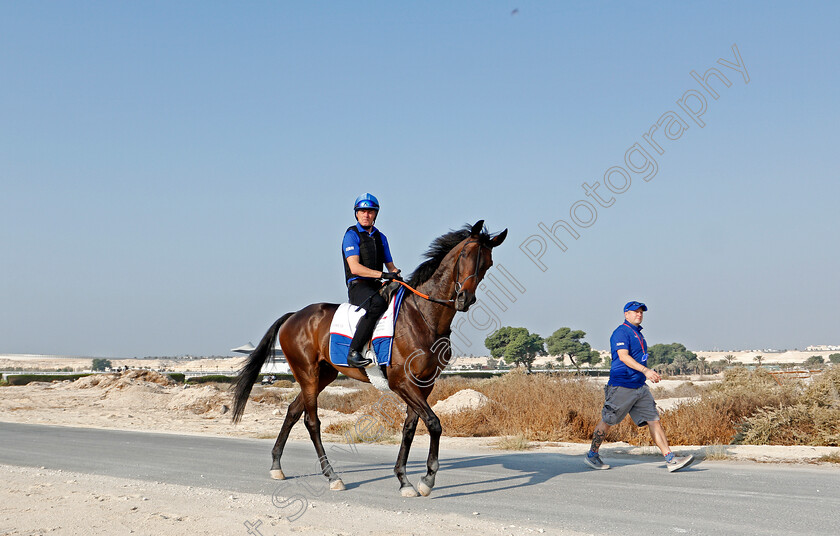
[452,220,508,312]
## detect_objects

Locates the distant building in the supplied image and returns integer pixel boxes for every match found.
[806,345,840,351]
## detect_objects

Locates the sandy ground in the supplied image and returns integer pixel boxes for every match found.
[2,369,839,535]
[0,463,584,536]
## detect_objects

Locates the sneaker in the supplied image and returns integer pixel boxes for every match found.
[665,454,694,472]
[584,452,610,470]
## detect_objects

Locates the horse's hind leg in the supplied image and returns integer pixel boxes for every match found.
[269,394,305,479]
[300,365,345,490]
[269,366,338,481]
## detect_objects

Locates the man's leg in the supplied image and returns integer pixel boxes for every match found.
[584,419,613,470]
[347,282,387,368]
[590,420,612,453]
[648,419,694,472]
[584,384,637,470]
[647,420,671,456]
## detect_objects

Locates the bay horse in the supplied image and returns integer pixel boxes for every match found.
[232,220,507,497]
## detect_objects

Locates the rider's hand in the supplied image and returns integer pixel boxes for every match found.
[381,271,402,281]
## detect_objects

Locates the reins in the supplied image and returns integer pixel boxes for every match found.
[390,238,488,309]
[394,280,456,308]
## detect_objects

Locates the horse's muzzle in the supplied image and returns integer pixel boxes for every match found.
[455,290,477,312]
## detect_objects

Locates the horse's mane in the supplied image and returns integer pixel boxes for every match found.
[407,224,492,287]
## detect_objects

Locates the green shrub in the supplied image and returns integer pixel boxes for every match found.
[185,373,296,385]
[187,374,237,384]
[6,374,92,386]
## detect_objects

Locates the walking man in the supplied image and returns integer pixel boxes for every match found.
[584,301,694,472]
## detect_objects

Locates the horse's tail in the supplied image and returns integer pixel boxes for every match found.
[231,312,294,424]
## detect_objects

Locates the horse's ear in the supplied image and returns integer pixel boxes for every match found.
[490,229,508,248]
[470,220,485,237]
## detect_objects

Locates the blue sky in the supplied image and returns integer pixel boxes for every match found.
[2,2,838,357]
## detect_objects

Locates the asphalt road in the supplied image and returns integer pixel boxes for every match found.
[1,422,838,535]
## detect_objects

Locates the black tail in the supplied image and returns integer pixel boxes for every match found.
[231,313,294,424]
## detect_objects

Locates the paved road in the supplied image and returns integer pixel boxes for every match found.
[1,422,838,535]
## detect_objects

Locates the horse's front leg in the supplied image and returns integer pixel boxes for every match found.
[416,404,441,497]
[393,385,441,497]
[394,406,420,497]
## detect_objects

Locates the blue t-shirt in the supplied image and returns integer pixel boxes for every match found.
[609,321,648,388]
[342,223,393,284]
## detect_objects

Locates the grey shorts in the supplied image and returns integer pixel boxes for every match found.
[601,384,660,427]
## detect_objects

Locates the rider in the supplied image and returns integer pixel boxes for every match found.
[342,193,402,368]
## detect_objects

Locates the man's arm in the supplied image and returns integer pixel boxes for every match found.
[346,255,390,279]
[616,349,661,383]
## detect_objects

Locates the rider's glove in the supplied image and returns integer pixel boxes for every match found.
[381,271,403,281]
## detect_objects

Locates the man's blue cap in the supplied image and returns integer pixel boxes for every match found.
[624,301,648,312]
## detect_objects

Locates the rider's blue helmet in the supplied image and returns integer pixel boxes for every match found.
[354,193,380,212]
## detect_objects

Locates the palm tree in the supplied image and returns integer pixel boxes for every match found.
[723,354,736,367]
[753,355,764,368]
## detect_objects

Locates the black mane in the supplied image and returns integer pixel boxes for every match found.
[407,224,491,287]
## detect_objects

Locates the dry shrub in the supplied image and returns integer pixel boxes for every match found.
[735,404,840,446]
[495,434,532,450]
[658,395,745,445]
[734,367,840,446]
[660,368,800,445]
[703,446,733,461]
[437,370,605,441]
[318,385,384,414]
[316,367,840,446]
[802,367,840,407]
[251,388,294,405]
[818,452,840,464]
[651,381,705,399]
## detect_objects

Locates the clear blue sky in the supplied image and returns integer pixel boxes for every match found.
[2,2,838,357]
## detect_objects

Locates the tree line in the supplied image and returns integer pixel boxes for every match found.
[484,327,602,373]
[483,328,840,374]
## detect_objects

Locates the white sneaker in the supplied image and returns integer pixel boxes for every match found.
[666,454,694,472]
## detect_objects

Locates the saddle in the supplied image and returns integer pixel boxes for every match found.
[378,280,402,304]
[328,286,405,368]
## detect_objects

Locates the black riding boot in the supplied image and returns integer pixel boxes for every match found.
[347,349,372,368]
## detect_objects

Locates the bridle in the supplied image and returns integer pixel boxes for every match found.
[452,239,485,298]
[395,239,488,309]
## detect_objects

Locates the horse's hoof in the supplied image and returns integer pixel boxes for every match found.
[417,481,432,497]
[400,486,419,498]
[269,469,286,480]
[330,479,346,491]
